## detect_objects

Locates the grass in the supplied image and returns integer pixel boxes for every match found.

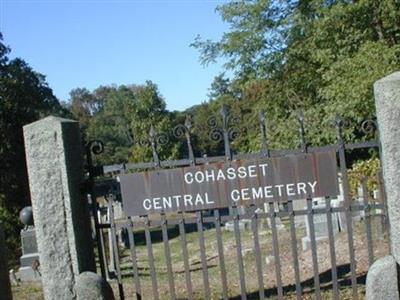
[11,216,388,299]
[107,216,387,299]
[12,282,43,300]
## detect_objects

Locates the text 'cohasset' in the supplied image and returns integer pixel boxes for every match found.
[183,164,268,184]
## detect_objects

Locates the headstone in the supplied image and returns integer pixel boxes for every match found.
[354,186,365,220]
[372,189,385,237]
[263,202,285,230]
[17,228,41,282]
[331,196,347,232]
[23,116,96,299]
[302,200,339,251]
[274,216,285,230]
[113,201,124,220]
[224,219,252,231]
[9,270,18,286]
[265,255,275,265]
[293,199,307,227]
[0,225,12,300]
[331,175,348,232]
[373,190,383,214]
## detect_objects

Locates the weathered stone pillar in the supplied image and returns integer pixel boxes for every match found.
[366,72,400,299]
[375,72,400,260]
[23,116,95,299]
[0,225,12,300]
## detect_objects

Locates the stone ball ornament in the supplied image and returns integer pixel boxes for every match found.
[19,206,34,226]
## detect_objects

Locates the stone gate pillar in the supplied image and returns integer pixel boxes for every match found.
[23,116,95,299]
[366,72,400,299]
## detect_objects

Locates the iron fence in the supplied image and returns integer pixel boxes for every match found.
[86,106,389,300]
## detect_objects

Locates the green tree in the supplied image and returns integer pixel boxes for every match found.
[193,0,400,151]
[84,81,177,165]
[0,33,65,263]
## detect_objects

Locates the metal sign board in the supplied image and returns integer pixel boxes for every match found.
[120,151,339,216]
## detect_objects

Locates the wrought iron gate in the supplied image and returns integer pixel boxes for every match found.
[86,107,389,300]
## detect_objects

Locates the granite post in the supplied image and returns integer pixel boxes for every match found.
[0,225,12,300]
[366,72,400,299]
[23,116,96,299]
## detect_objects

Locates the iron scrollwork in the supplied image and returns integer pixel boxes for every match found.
[361,119,377,136]
[207,104,242,160]
[297,111,307,152]
[259,111,270,157]
[146,125,170,168]
[173,115,195,164]
[87,140,104,155]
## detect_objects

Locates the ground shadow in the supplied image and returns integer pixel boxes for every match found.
[228,263,366,299]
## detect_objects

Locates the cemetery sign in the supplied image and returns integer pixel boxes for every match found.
[120,151,339,216]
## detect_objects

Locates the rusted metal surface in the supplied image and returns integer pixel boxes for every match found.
[120,151,339,216]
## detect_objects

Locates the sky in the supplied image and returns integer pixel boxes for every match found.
[0,0,230,111]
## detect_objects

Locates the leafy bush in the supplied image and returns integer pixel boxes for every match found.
[0,194,22,268]
[348,158,381,198]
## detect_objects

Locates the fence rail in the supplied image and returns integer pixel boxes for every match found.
[86,107,388,300]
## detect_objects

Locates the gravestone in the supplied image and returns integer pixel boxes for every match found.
[16,206,41,282]
[330,176,347,232]
[293,199,307,227]
[373,190,383,214]
[224,219,252,231]
[17,228,41,281]
[353,186,365,220]
[263,202,285,230]
[302,200,339,251]
[331,196,347,232]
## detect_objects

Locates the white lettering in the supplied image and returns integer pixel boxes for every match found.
[184,172,193,184]
[252,187,263,199]
[205,193,214,204]
[231,189,240,202]
[276,184,284,197]
[308,181,317,194]
[195,171,205,183]
[226,167,236,180]
[241,188,250,201]
[205,169,215,182]
[184,194,193,206]
[264,186,273,198]
[173,195,182,207]
[195,194,205,205]
[297,182,307,195]
[238,166,247,179]
[259,163,268,176]
[286,183,295,196]
[248,165,257,177]
[153,197,161,209]
[143,199,152,210]
[162,196,172,208]
[216,169,226,181]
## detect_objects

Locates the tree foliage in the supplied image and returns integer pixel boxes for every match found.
[0,33,66,262]
[70,81,178,165]
[192,0,400,152]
